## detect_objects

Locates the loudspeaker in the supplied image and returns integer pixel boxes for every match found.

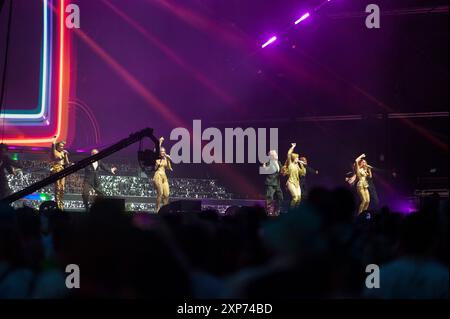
[162,200,201,213]
[91,197,125,212]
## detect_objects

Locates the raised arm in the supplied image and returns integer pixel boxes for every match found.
[355,153,365,165]
[159,137,173,171]
[287,143,296,165]
[355,154,365,177]
[51,135,58,159]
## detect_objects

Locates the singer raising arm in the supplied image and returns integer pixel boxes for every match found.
[153,137,172,212]
[284,143,302,207]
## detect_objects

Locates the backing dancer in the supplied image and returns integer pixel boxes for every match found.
[0,144,22,200]
[367,167,380,211]
[82,149,117,210]
[50,136,70,210]
[299,156,318,200]
[261,150,283,216]
[282,143,306,207]
[153,137,172,213]
[355,153,372,214]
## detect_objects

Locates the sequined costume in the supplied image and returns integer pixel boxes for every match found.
[283,145,306,207]
[355,155,371,214]
[153,156,172,212]
[51,141,70,210]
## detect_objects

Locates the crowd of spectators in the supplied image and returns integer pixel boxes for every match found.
[0,186,447,299]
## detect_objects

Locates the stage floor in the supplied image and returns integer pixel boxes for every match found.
[16,196,267,214]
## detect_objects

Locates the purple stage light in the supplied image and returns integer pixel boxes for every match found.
[262,36,277,48]
[315,0,331,11]
[295,12,310,25]
[389,199,418,215]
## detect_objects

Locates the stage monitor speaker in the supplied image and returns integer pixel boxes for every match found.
[91,197,125,212]
[163,200,202,213]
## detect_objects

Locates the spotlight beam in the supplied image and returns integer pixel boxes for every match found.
[262,36,277,48]
[295,12,310,25]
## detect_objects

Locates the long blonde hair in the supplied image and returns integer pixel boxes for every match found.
[281,153,299,176]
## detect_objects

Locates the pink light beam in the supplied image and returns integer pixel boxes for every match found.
[295,12,310,25]
[262,36,277,48]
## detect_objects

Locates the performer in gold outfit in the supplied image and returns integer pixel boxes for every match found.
[153,137,172,213]
[50,136,70,210]
[282,143,306,207]
[355,153,372,214]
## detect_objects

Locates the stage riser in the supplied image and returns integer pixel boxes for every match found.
[15,198,266,214]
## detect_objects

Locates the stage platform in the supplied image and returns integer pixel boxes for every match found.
[16,195,266,214]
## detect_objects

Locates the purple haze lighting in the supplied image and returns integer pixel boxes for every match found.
[295,12,310,25]
[389,199,418,215]
[262,36,277,48]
